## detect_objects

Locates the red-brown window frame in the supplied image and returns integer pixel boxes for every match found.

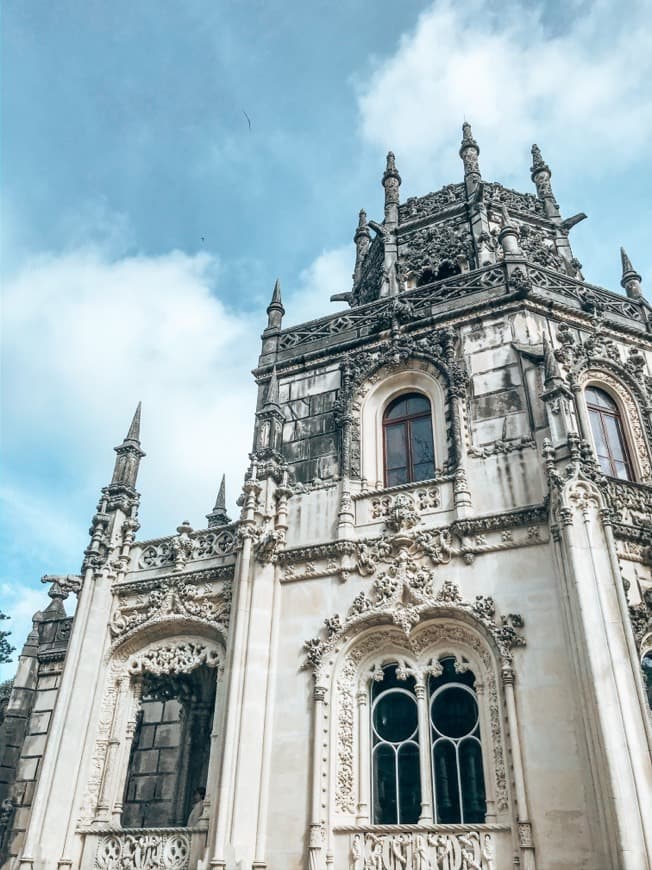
[585,387,634,481]
[382,393,435,487]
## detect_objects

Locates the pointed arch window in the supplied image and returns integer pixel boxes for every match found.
[585,387,633,480]
[383,393,435,487]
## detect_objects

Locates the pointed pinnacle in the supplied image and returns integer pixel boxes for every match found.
[214,474,226,511]
[620,247,640,279]
[542,334,561,386]
[500,204,514,229]
[268,278,284,311]
[125,402,142,442]
[358,209,368,228]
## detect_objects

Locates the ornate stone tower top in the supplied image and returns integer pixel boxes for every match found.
[347,123,595,306]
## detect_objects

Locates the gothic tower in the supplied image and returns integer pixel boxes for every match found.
[1,127,651,870]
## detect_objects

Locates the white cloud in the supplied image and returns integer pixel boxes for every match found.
[357,0,652,189]
[287,245,354,325]
[2,246,260,540]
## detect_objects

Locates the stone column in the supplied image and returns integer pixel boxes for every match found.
[356,690,370,824]
[415,681,434,824]
[501,667,536,870]
[308,685,326,870]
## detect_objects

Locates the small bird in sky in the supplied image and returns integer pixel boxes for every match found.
[243,110,252,130]
[201,236,205,243]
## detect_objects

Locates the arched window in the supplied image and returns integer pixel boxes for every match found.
[430,657,486,823]
[383,393,435,487]
[370,658,486,825]
[371,664,421,824]
[585,386,633,480]
[122,665,216,828]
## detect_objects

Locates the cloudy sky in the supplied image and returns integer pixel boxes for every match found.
[2,0,651,677]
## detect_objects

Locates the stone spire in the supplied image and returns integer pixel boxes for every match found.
[256,366,284,453]
[459,122,481,193]
[530,144,559,218]
[620,247,644,300]
[206,474,231,527]
[110,403,145,491]
[266,278,285,330]
[353,209,372,285]
[382,152,401,227]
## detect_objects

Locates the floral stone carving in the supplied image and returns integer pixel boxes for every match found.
[304,563,525,681]
[95,830,190,870]
[128,640,222,676]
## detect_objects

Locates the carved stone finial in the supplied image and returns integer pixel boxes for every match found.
[382,151,401,186]
[109,402,145,492]
[620,247,644,299]
[460,121,479,153]
[459,122,481,190]
[266,279,285,329]
[206,474,231,528]
[542,334,564,389]
[530,143,548,177]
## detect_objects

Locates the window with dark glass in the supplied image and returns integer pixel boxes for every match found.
[370,658,486,826]
[371,664,421,824]
[429,657,486,824]
[383,393,435,487]
[586,387,633,480]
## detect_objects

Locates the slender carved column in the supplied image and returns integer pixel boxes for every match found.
[202,665,225,832]
[308,685,326,870]
[502,667,536,870]
[356,690,370,824]
[475,682,496,821]
[571,382,591,443]
[95,676,127,823]
[414,681,434,824]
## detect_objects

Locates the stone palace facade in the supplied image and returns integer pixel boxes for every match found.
[1,125,651,870]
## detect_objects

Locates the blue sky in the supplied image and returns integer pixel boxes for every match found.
[2,0,651,677]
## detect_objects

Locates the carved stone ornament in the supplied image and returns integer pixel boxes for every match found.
[110,576,232,641]
[629,588,652,651]
[95,830,190,870]
[304,570,525,682]
[348,830,497,870]
[127,640,222,676]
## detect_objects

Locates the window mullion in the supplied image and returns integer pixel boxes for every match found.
[415,681,433,824]
[455,739,464,824]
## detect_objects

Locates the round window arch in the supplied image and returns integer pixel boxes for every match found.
[382,392,436,486]
[585,385,634,480]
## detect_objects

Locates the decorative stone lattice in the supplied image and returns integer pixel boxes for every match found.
[95,831,190,869]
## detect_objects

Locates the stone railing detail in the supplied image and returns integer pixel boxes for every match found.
[95,829,191,869]
[349,829,497,870]
[138,526,237,570]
